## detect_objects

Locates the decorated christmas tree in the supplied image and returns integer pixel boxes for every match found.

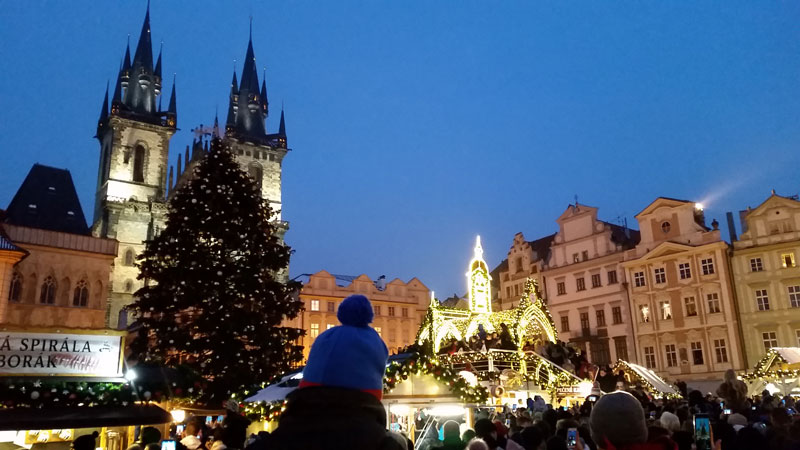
[131,137,303,401]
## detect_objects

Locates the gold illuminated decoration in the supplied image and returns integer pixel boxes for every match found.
[468,236,492,314]
[741,347,800,381]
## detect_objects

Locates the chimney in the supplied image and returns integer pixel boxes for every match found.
[726,212,737,242]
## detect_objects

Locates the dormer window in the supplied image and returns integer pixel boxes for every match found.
[48,186,55,191]
[67,211,75,216]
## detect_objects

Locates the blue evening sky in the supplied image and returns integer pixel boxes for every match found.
[2,2,799,297]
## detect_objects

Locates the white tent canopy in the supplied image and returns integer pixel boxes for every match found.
[245,370,303,403]
[615,360,681,398]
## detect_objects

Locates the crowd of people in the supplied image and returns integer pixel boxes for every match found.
[132,295,799,450]
[437,324,519,355]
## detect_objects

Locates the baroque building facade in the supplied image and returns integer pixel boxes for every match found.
[730,192,800,368]
[621,197,744,387]
[92,6,290,328]
[288,271,431,359]
[542,204,640,366]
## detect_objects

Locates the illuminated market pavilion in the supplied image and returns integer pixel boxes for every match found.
[417,236,558,354]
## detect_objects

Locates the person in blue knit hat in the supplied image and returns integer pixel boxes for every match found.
[269,295,404,450]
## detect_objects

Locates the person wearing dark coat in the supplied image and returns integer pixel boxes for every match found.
[268,295,405,450]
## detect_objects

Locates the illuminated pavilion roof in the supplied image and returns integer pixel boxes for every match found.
[417,237,558,352]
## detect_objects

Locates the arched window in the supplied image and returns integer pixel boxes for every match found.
[73,279,89,307]
[248,163,263,196]
[133,145,146,182]
[8,272,22,302]
[40,276,57,305]
[124,280,134,293]
[124,249,135,266]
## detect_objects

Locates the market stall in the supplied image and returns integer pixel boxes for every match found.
[0,327,175,450]
[741,347,800,397]
[611,360,682,399]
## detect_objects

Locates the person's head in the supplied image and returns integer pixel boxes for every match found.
[299,295,388,398]
[462,429,476,442]
[72,432,99,450]
[139,427,162,445]
[466,438,489,450]
[659,411,680,433]
[723,369,737,383]
[519,426,544,450]
[442,420,461,441]
[474,418,497,441]
[590,391,647,449]
[184,423,199,438]
[555,418,578,432]
[517,415,533,428]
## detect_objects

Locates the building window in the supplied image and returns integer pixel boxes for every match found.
[755,289,770,311]
[750,257,764,272]
[701,258,715,275]
[607,270,618,284]
[573,253,580,263]
[582,250,589,261]
[665,344,678,367]
[560,315,570,332]
[644,346,656,369]
[591,340,610,365]
[516,257,523,272]
[679,263,691,280]
[374,326,382,336]
[514,284,520,296]
[660,301,672,320]
[327,324,334,330]
[691,341,704,365]
[781,253,796,268]
[706,293,721,314]
[39,276,56,305]
[654,268,666,284]
[132,145,146,182]
[8,272,22,302]
[796,329,800,347]
[124,249,135,266]
[580,312,590,331]
[506,286,512,298]
[327,301,335,313]
[596,309,606,327]
[614,338,628,361]
[661,221,671,233]
[310,323,319,339]
[713,339,728,363]
[612,306,623,324]
[310,299,319,311]
[639,305,650,323]
[557,282,566,295]
[374,305,381,316]
[72,279,89,307]
[591,274,601,288]
[634,271,646,287]
[762,331,778,351]
[576,277,586,291]
[401,307,408,318]
[388,306,395,317]
[684,296,697,316]
[790,286,800,308]
[248,163,263,195]
[124,280,134,292]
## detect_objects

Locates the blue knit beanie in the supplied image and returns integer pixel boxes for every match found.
[299,295,388,398]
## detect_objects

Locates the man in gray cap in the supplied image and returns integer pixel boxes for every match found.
[589,391,648,449]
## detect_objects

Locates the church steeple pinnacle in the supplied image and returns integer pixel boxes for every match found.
[154,42,163,79]
[278,108,286,136]
[228,26,267,141]
[166,74,177,128]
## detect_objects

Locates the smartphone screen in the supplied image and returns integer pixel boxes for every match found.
[694,414,713,450]
[175,425,185,435]
[161,440,176,450]
[650,411,656,419]
[566,428,577,450]
[205,416,213,424]
[723,408,731,415]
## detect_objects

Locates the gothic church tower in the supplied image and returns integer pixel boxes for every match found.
[93,4,176,328]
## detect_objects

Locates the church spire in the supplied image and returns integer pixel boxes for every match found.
[122,36,131,73]
[260,69,268,117]
[165,74,177,128]
[278,108,286,136]
[230,27,267,140]
[154,42,163,79]
[132,1,154,72]
[99,81,109,122]
[122,1,159,115]
[225,67,238,131]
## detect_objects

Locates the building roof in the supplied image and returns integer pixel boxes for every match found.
[4,164,90,235]
[603,221,641,247]
[0,221,25,254]
[528,233,557,261]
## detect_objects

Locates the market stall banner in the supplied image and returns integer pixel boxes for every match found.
[0,331,124,377]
